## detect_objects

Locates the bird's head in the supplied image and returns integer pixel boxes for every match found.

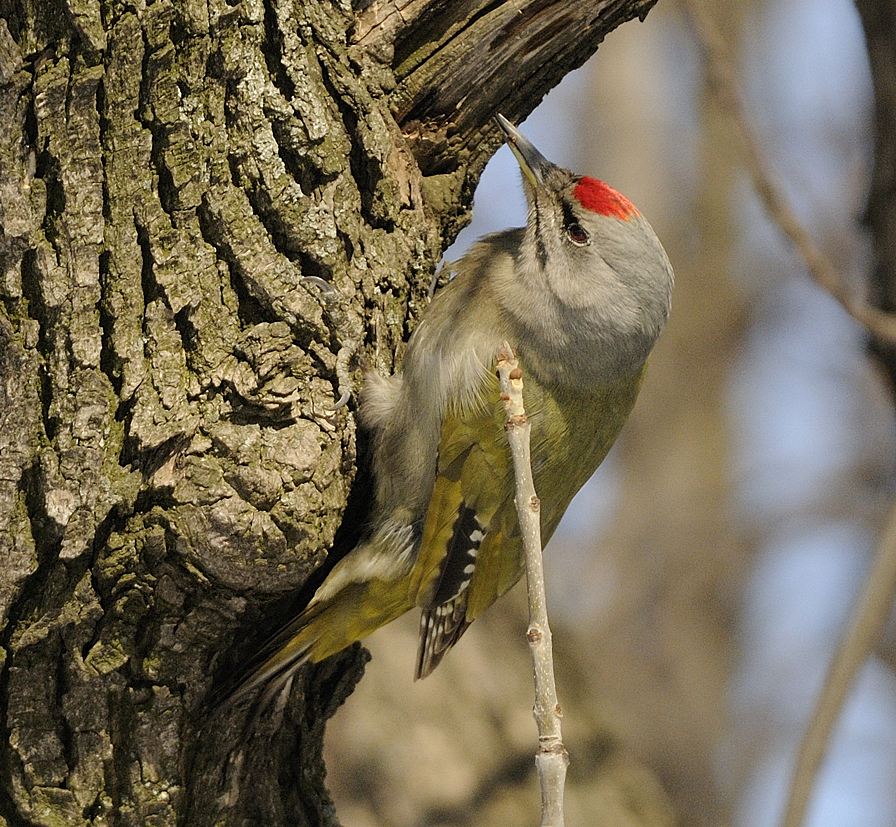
[494,114,673,378]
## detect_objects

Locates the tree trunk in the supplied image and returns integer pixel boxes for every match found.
[0,1,657,824]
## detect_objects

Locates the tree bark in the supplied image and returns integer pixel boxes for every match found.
[0,1,657,824]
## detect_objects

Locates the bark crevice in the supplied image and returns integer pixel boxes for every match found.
[0,1,661,823]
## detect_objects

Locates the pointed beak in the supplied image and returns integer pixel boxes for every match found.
[495,113,550,188]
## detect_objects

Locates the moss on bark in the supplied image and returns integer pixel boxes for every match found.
[0,0,659,823]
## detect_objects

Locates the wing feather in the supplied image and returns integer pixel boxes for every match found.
[410,372,522,676]
[409,361,644,678]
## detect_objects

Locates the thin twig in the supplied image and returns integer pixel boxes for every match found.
[496,343,569,827]
[781,500,896,827]
[682,0,896,344]
[682,4,896,821]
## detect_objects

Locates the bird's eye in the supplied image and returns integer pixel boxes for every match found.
[566,222,589,246]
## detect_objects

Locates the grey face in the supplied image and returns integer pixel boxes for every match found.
[494,114,674,378]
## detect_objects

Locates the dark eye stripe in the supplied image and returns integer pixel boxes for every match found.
[533,204,548,267]
[561,199,578,231]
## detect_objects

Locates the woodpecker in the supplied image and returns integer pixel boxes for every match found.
[229,115,673,704]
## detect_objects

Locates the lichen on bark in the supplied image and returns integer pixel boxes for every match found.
[0,0,659,823]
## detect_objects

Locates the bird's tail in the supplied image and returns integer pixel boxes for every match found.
[222,576,412,710]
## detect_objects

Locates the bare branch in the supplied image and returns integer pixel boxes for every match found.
[380,0,659,178]
[496,343,569,827]
[681,4,896,820]
[682,0,896,344]
[781,501,896,827]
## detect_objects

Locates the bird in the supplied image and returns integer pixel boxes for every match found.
[226,114,674,707]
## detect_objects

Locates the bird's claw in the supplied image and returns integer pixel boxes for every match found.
[302,275,339,301]
[428,259,457,299]
[324,388,352,412]
[300,276,359,411]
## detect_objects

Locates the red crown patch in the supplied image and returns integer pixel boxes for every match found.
[573,177,638,220]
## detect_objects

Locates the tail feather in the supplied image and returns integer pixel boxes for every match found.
[222,578,413,709]
[415,598,471,680]
[223,601,325,707]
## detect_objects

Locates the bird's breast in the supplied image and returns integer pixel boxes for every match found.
[523,365,645,533]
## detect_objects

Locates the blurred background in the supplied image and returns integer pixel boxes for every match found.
[325,0,896,824]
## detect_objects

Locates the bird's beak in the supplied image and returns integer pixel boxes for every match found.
[495,113,550,188]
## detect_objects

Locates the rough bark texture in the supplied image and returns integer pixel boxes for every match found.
[0,0,658,824]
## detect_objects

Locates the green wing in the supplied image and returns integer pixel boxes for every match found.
[408,365,646,678]
[409,374,529,678]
